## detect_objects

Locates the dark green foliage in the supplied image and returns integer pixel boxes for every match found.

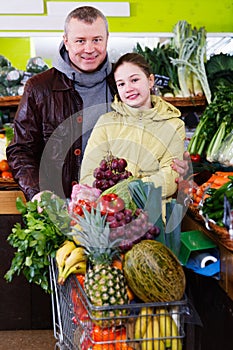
[4,192,71,292]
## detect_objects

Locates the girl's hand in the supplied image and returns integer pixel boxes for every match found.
[171,151,191,183]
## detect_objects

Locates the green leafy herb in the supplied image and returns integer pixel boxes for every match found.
[4,192,71,292]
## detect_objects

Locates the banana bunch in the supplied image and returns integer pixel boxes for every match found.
[56,240,86,285]
[135,307,165,350]
[157,308,182,350]
[134,307,182,350]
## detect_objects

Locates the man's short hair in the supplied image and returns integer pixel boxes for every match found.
[64,6,109,35]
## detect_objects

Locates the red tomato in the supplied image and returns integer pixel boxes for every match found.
[78,199,92,212]
[98,194,125,215]
[190,154,201,163]
[70,286,88,321]
[73,205,84,216]
[102,193,118,200]
[76,274,85,288]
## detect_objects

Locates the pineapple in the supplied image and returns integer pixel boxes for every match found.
[72,207,129,327]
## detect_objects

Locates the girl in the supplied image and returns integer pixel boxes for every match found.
[80,52,185,204]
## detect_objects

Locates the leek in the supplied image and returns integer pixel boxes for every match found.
[170,21,211,103]
[193,73,203,96]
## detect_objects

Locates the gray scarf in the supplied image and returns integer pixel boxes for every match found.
[54,42,113,150]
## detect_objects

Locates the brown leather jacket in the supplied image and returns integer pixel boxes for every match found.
[6,67,116,201]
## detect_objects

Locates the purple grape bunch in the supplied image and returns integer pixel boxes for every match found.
[108,207,160,251]
[93,153,133,191]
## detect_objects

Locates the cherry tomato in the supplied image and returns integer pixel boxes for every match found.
[73,205,84,216]
[102,193,118,200]
[190,154,201,163]
[78,199,96,213]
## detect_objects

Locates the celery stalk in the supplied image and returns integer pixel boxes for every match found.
[206,121,227,162]
[187,117,208,155]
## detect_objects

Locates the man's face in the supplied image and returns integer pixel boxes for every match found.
[63,17,108,72]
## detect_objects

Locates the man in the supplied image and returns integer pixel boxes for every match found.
[6,6,188,201]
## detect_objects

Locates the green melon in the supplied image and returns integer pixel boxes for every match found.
[123,240,186,302]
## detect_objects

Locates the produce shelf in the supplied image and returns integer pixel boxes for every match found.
[188,205,233,252]
[0,96,21,107]
[163,96,207,107]
[0,95,207,108]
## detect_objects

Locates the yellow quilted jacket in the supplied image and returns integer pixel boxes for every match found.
[80,95,185,200]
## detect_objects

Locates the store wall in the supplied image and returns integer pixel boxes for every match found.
[0,0,232,69]
[0,38,32,71]
[109,0,233,33]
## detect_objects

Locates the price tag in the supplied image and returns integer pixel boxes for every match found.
[154,74,169,88]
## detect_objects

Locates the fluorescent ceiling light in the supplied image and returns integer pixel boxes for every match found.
[0,1,130,31]
[1,0,44,14]
[0,16,64,31]
[47,2,130,17]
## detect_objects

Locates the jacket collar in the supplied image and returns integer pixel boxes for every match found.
[111,95,181,121]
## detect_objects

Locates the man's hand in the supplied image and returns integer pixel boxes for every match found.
[171,151,191,183]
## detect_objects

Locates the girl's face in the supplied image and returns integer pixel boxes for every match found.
[114,62,155,110]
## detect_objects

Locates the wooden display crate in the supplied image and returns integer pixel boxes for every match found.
[0,96,21,107]
[163,95,207,107]
[0,190,26,214]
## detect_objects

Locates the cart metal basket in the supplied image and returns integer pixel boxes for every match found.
[49,257,188,350]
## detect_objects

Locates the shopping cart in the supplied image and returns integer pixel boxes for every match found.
[49,257,188,350]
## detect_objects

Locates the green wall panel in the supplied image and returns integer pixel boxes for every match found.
[0,38,31,70]
[107,0,233,33]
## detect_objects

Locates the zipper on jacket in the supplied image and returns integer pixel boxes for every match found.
[135,112,145,176]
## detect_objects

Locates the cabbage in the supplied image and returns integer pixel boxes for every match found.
[206,53,233,95]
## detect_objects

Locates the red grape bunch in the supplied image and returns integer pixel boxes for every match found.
[108,208,160,251]
[93,153,133,192]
